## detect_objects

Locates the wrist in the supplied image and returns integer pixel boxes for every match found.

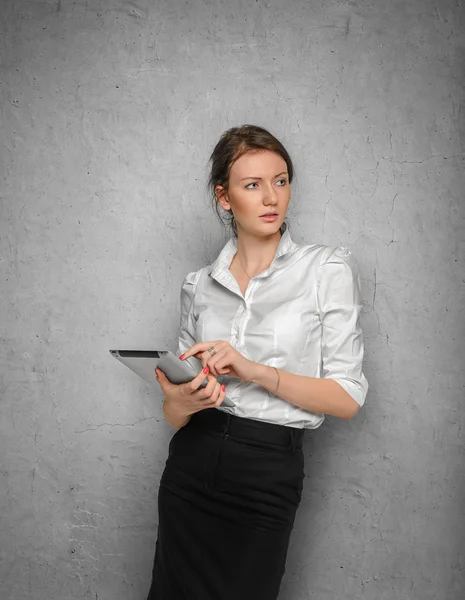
[250,363,278,392]
[162,398,190,429]
[248,361,266,384]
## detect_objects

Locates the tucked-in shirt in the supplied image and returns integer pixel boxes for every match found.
[175,223,369,429]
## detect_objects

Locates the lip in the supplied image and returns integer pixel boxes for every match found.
[259,214,278,221]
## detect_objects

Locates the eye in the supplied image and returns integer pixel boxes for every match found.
[245,179,288,189]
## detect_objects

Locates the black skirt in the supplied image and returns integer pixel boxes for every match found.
[146,408,305,600]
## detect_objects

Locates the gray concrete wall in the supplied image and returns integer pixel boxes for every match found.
[1,0,464,598]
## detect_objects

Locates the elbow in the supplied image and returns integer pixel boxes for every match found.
[330,379,365,419]
[344,400,361,420]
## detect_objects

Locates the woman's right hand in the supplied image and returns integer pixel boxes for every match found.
[155,366,226,428]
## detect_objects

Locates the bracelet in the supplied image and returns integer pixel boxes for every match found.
[272,366,280,396]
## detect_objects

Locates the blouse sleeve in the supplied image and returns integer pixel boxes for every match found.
[316,246,369,408]
[176,270,198,357]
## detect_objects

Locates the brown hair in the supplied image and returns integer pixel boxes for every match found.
[206,124,295,238]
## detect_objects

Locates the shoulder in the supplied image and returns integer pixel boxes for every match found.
[179,267,208,313]
[316,245,362,299]
[181,265,208,291]
[318,244,360,272]
[292,241,361,283]
[292,241,357,270]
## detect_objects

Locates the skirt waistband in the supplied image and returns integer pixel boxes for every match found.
[188,408,304,450]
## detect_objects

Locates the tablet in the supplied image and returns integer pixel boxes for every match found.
[109,349,236,408]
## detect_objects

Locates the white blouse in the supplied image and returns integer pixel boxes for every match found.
[176,224,369,429]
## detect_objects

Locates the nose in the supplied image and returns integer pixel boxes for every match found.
[262,182,278,206]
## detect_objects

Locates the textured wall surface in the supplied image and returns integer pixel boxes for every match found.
[1,0,464,598]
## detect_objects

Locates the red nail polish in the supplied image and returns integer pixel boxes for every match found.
[179,354,185,360]
[203,366,209,374]
[221,384,225,392]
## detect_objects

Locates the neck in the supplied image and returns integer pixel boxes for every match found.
[234,228,282,277]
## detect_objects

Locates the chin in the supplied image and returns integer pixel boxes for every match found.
[256,223,282,236]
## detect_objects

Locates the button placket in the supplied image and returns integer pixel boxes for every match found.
[230,305,242,345]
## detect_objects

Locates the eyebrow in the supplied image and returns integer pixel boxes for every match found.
[240,171,288,181]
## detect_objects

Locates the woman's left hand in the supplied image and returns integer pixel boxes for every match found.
[180,341,258,383]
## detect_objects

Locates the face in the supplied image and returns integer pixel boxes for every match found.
[215,149,291,236]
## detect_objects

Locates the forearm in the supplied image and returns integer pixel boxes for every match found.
[162,399,192,430]
[250,364,360,420]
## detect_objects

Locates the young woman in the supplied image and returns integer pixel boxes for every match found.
[147,124,368,600]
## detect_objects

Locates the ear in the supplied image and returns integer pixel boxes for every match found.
[215,185,231,212]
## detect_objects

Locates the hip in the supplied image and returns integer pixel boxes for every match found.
[160,409,305,525]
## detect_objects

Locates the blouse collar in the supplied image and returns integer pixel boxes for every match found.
[208,222,296,289]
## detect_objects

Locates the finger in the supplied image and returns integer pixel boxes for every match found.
[181,341,226,362]
[188,366,212,393]
[205,376,221,398]
[200,381,222,407]
[192,350,210,369]
[211,383,228,408]
[155,368,167,389]
[179,343,211,361]
[209,383,226,407]
[214,384,227,407]
[204,348,230,376]
[184,374,215,401]
[193,374,218,401]
[212,359,231,375]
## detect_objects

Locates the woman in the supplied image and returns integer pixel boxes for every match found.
[147,124,368,600]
